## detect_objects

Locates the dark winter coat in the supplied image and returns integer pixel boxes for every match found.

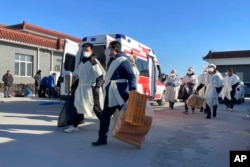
[2,73,13,87]
[106,52,136,102]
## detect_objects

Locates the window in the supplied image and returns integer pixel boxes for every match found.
[14,54,33,77]
[135,59,149,77]
[156,65,163,81]
[54,59,61,72]
[64,53,75,72]
[93,45,106,68]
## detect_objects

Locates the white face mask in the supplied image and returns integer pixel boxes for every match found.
[83,51,91,58]
[170,73,175,77]
[104,49,110,57]
[187,71,192,74]
[208,67,214,72]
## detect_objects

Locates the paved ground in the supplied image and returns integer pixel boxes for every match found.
[0,96,250,167]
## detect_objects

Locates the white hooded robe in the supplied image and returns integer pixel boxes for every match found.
[201,72,223,109]
[221,74,240,100]
[165,76,181,102]
[74,60,105,117]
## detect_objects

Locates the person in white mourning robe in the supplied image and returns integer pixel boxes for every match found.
[165,69,181,110]
[221,68,240,112]
[64,43,106,133]
[182,67,198,114]
[196,63,223,119]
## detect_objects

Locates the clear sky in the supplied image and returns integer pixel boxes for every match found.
[1,0,250,77]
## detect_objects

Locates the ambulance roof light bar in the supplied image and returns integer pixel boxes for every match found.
[82,37,97,42]
[115,34,126,39]
[82,37,87,42]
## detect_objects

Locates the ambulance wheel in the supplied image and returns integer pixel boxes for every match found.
[157,92,166,106]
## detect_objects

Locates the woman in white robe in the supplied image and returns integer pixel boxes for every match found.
[182,67,198,114]
[165,70,181,110]
[196,63,223,119]
[221,68,240,112]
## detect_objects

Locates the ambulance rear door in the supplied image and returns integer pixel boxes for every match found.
[59,39,79,96]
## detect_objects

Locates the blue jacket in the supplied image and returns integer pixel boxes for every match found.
[40,76,48,86]
[47,75,55,88]
[106,52,136,102]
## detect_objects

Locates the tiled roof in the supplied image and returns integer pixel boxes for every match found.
[0,26,59,49]
[0,21,83,50]
[7,21,82,43]
[203,50,250,59]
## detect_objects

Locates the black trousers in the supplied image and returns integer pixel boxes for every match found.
[98,97,122,140]
[38,86,47,97]
[224,90,235,109]
[72,111,84,128]
[35,83,40,96]
[205,103,217,118]
[66,91,84,128]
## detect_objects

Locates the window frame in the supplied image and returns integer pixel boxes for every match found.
[135,58,149,77]
[14,53,33,77]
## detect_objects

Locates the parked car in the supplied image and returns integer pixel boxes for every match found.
[218,81,245,104]
[244,82,250,97]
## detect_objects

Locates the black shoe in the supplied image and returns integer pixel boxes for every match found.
[92,139,107,146]
[213,112,217,117]
[206,116,211,119]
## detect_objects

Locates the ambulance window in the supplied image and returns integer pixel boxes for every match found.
[93,45,106,69]
[156,65,163,81]
[156,66,159,77]
[135,59,149,77]
[64,53,75,72]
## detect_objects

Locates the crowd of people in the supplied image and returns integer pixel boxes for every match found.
[1,40,242,147]
[1,69,58,98]
[33,69,59,98]
[162,64,241,119]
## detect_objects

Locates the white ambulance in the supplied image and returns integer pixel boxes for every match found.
[59,34,166,105]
